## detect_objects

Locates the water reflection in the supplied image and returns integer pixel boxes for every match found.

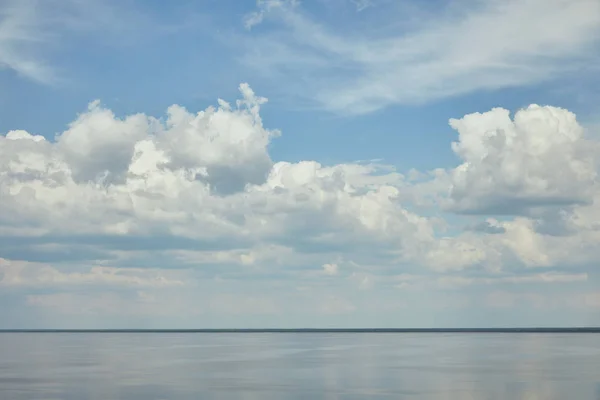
[0,333,599,399]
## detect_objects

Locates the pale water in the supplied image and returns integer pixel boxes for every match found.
[1,333,599,399]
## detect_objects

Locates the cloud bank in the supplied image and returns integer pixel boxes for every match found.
[1,83,599,326]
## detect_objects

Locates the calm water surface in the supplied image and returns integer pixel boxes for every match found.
[1,333,599,399]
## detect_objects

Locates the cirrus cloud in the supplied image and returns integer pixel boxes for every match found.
[239,0,600,114]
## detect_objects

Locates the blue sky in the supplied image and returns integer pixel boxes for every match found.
[1,0,600,328]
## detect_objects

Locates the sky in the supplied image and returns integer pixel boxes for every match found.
[1,0,600,329]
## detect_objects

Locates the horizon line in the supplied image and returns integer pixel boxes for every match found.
[1,328,599,333]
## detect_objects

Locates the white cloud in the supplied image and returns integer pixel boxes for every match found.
[419,212,600,271]
[1,84,600,300]
[239,0,600,114]
[423,234,495,271]
[391,102,600,272]
[243,0,299,30]
[425,103,600,272]
[322,263,339,275]
[3,1,599,327]
[0,0,56,83]
[0,258,185,288]
[444,104,597,214]
[0,84,436,277]
[56,101,151,183]
[0,0,180,84]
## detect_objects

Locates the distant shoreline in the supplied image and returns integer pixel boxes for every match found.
[1,328,599,333]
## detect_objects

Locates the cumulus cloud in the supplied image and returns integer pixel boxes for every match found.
[3,0,600,327]
[2,83,600,318]
[0,83,437,277]
[445,104,597,215]
[420,213,600,271]
[408,103,600,271]
[0,84,279,236]
[56,101,151,184]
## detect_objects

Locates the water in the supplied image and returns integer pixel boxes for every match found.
[1,333,599,399]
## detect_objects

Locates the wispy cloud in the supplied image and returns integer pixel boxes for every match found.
[0,0,56,83]
[0,259,186,288]
[240,0,600,114]
[244,0,300,30]
[0,0,167,85]
[352,0,373,12]
[26,290,198,316]
[437,272,588,288]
